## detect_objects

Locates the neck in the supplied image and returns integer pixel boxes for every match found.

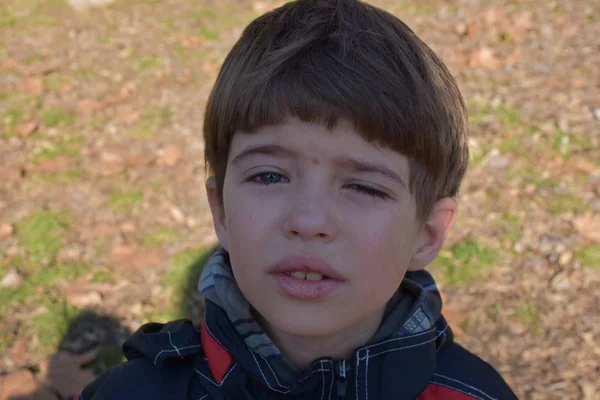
[254,307,386,372]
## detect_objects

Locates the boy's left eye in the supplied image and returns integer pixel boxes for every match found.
[346,183,389,199]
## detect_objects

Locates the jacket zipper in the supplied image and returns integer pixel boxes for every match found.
[335,359,351,399]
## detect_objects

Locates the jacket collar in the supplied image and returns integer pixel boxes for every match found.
[199,248,453,398]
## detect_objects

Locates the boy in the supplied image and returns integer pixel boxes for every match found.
[80,0,518,398]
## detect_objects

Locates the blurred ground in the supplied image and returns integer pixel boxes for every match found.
[0,0,599,399]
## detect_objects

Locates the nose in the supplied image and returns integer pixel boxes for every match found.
[283,188,336,242]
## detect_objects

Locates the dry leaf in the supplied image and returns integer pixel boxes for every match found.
[67,290,103,308]
[470,47,501,70]
[109,246,163,273]
[99,152,126,176]
[15,121,39,138]
[124,153,155,167]
[76,98,103,116]
[19,77,44,95]
[0,369,38,399]
[573,213,600,244]
[0,223,13,240]
[27,156,73,173]
[157,145,183,167]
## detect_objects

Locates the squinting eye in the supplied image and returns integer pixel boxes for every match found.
[249,172,289,185]
[347,184,388,199]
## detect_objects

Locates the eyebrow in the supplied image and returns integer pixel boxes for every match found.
[230,144,299,165]
[230,144,407,189]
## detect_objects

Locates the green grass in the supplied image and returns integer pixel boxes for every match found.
[143,227,179,247]
[435,239,499,285]
[45,73,71,91]
[511,303,542,335]
[16,211,68,265]
[88,345,126,376]
[467,99,492,126]
[577,246,600,268]
[191,8,217,19]
[28,263,90,287]
[199,25,219,41]
[551,129,595,159]
[127,107,172,138]
[2,108,24,138]
[109,187,144,211]
[43,107,74,128]
[498,135,522,153]
[495,105,522,129]
[138,56,160,70]
[161,247,215,320]
[499,212,523,246]
[32,168,84,183]
[32,140,79,164]
[91,269,116,283]
[30,302,82,354]
[540,192,589,216]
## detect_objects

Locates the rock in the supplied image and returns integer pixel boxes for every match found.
[551,271,572,291]
[57,245,82,263]
[0,268,23,288]
[508,321,529,335]
[558,251,573,267]
[0,223,13,240]
[67,290,103,308]
[593,108,600,121]
[170,206,186,224]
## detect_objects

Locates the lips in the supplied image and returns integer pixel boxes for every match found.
[268,255,345,281]
[269,255,345,300]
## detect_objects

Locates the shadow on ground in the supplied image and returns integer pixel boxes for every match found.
[7,310,130,400]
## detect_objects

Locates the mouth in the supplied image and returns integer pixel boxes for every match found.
[269,255,345,281]
[282,271,331,281]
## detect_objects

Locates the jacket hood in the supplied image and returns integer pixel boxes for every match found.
[122,248,454,399]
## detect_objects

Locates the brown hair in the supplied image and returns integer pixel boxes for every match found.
[203,0,469,220]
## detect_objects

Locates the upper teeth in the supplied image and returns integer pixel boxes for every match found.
[287,271,324,280]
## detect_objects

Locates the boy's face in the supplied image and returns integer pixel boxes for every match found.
[207,117,455,339]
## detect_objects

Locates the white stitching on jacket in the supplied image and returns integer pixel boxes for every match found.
[153,344,203,366]
[194,363,238,387]
[168,331,182,357]
[367,326,449,359]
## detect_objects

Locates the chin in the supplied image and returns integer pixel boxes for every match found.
[267,309,347,338]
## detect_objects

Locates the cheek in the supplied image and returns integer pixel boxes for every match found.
[349,213,415,278]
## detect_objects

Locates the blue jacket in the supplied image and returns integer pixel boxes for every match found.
[80,250,518,399]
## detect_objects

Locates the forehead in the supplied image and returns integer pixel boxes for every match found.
[229,118,410,173]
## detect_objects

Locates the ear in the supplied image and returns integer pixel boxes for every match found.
[206,176,229,251]
[408,198,457,271]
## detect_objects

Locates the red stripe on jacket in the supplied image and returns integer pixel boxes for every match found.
[201,322,234,384]
[417,383,481,399]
